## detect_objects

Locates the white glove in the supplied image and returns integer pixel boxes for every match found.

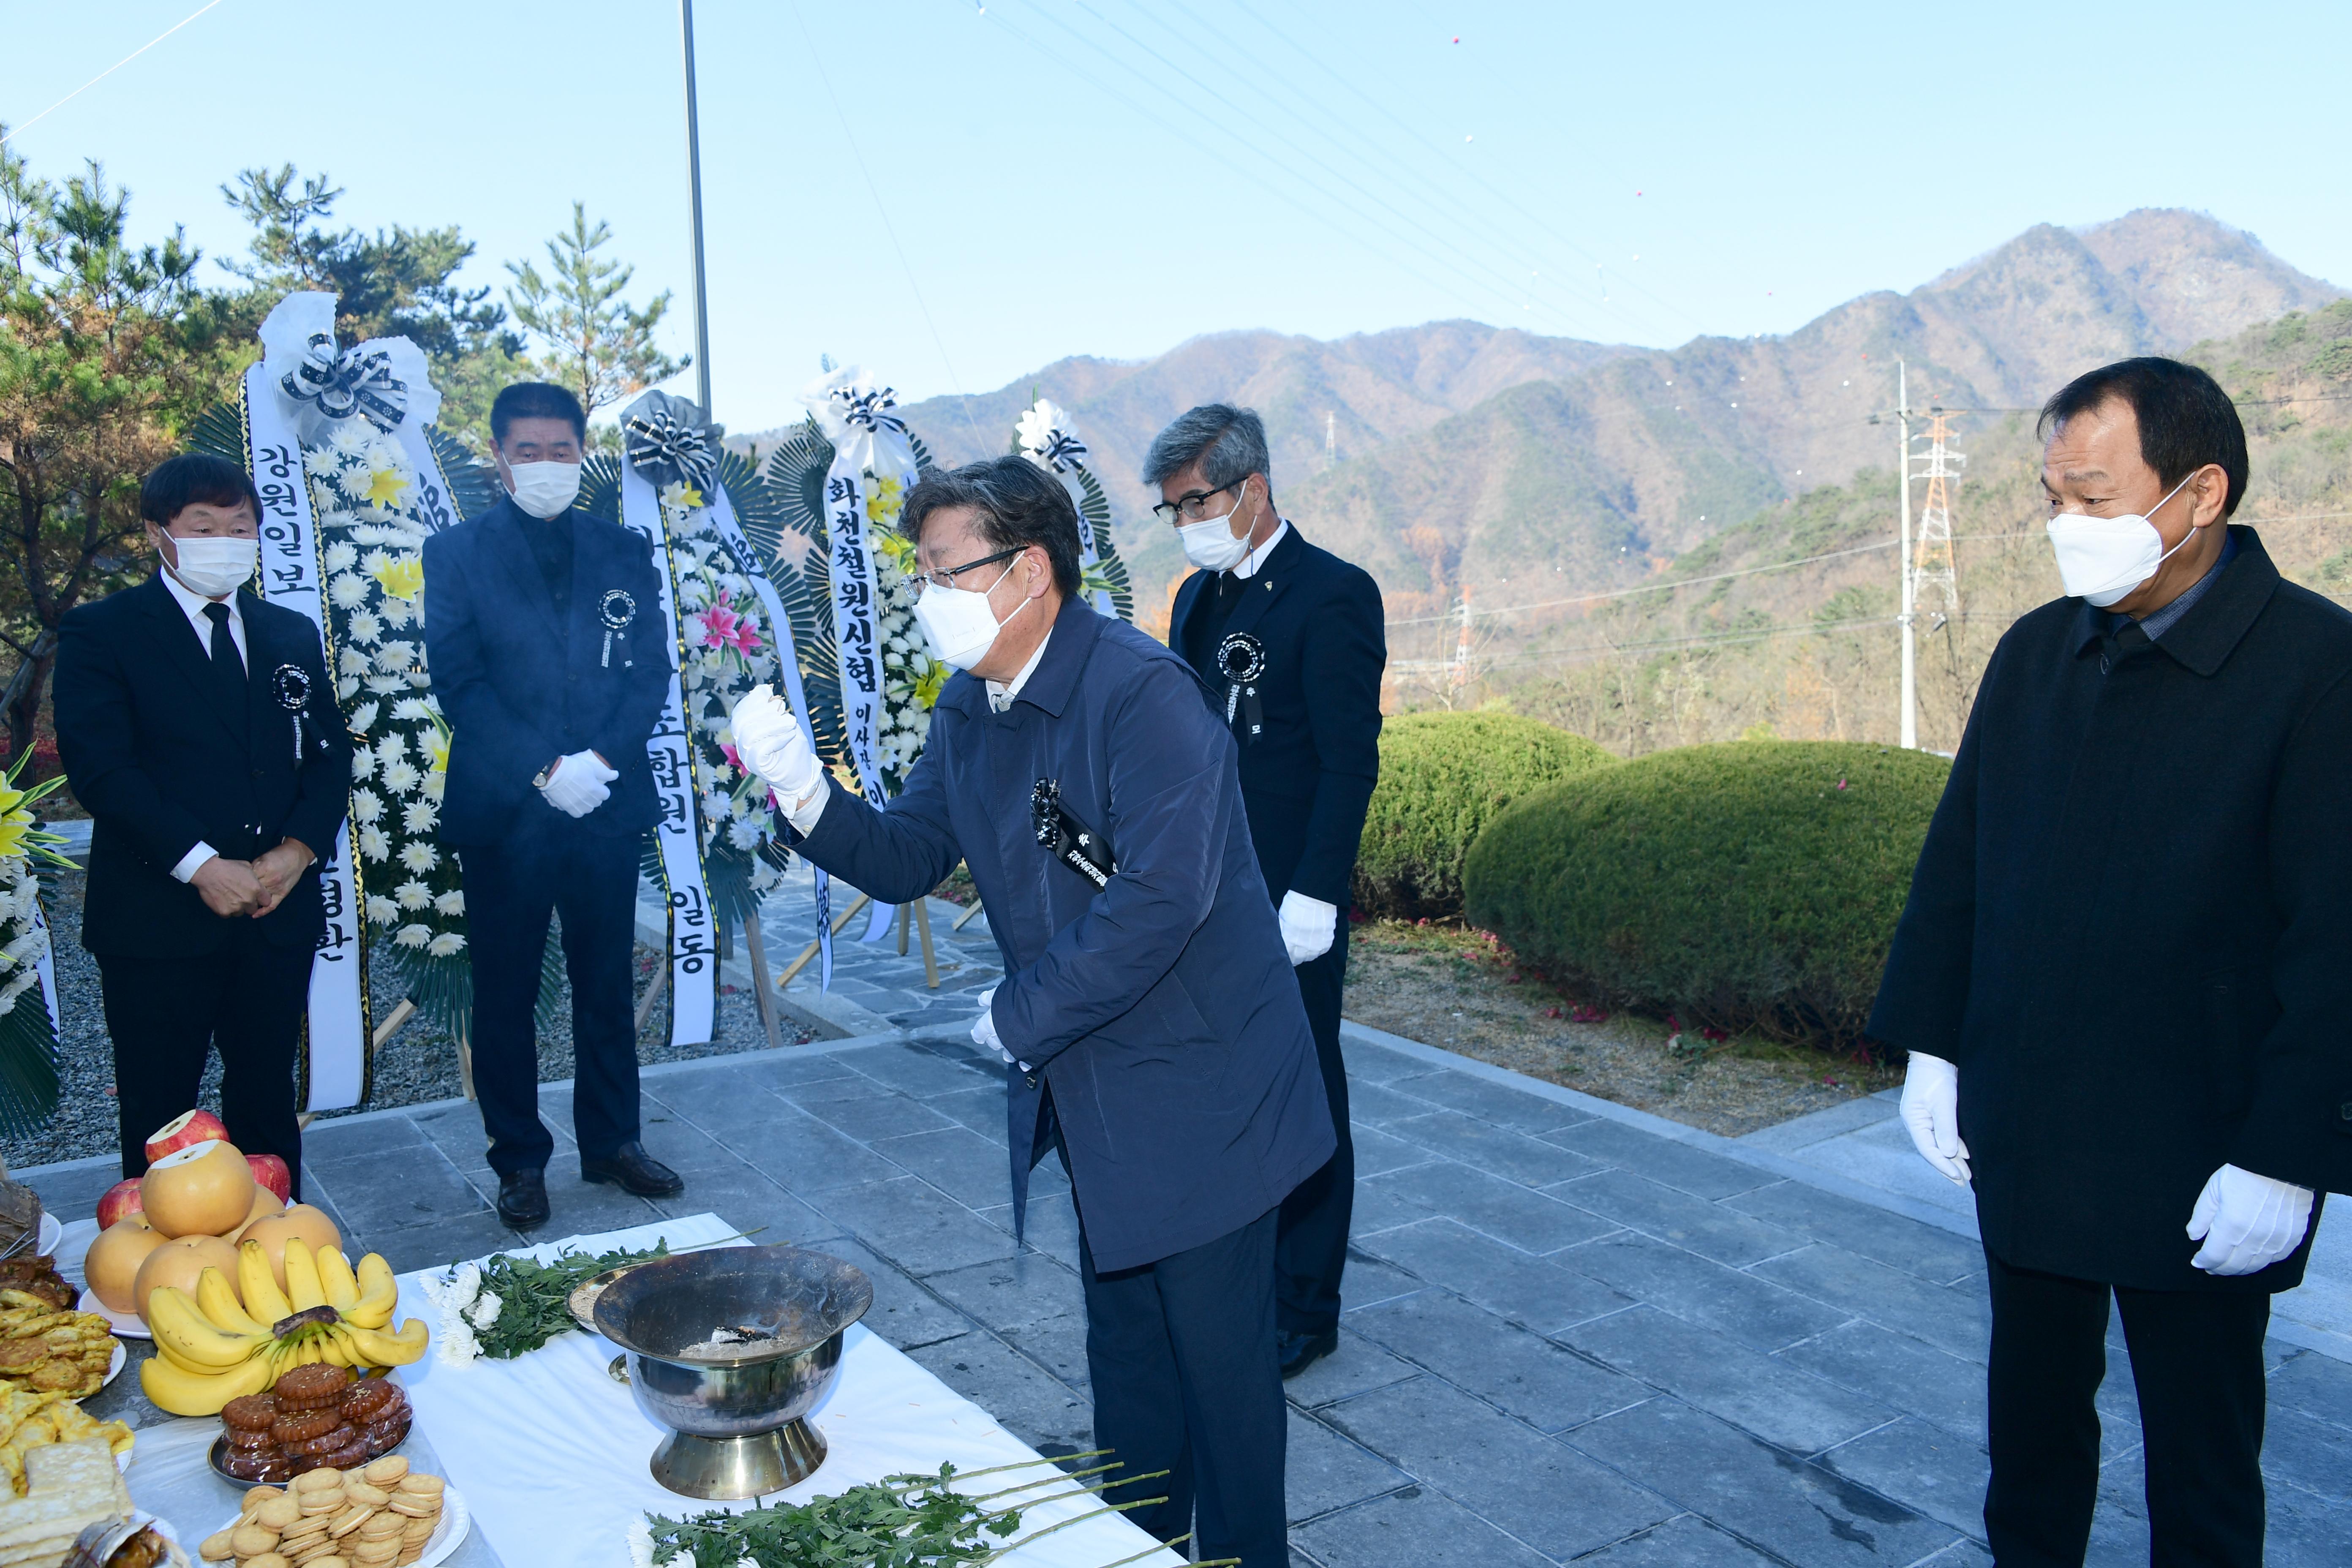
[972,987,1029,1071]
[729,685,824,813]
[1278,890,1338,966]
[539,750,617,818]
[1898,1051,1971,1185]
[2187,1163,2314,1276]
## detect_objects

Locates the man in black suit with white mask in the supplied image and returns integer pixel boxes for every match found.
[54,454,351,1191]
[423,382,679,1229]
[1149,403,1386,1378]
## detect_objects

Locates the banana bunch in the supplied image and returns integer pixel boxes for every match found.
[140,1238,429,1416]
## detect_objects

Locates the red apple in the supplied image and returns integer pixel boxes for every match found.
[95,1179,145,1229]
[144,1110,231,1166]
[245,1154,292,1203]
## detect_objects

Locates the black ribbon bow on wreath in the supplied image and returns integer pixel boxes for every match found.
[1029,426,1089,474]
[830,384,909,437]
[622,394,719,493]
[280,333,408,432]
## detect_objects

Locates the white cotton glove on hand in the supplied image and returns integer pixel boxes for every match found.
[972,987,1030,1072]
[1278,891,1338,966]
[2187,1163,2314,1276]
[539,751,618,818]
[1898,1051,1971,1185]
[729,684,823,808]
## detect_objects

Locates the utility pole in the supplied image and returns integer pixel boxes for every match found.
[680,0,714,419]
[1896,360,1916,749]
[1449,584,1475,694]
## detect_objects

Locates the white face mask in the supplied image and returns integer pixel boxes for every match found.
[2044,472,2200,608]
[505,459,582,520]
[1176,485,1256,572]
[165,535,260,599]
[913,562,1032,671]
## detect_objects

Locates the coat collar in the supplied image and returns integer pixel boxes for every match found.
[1174,520,1309,649]
[2070,525,2277,677]
[139,573,251,743]
[938,593,1104,720]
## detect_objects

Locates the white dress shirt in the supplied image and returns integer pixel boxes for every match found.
[159,568,246,883]
[1228,518,1288,580]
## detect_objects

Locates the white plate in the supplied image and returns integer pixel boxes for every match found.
[36,1211,59,1257]
[76,1289,149,1341]
[101,1339,125,1389]
[210,1483,468,1568]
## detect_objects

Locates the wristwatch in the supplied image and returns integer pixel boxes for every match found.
[532,760,560,790]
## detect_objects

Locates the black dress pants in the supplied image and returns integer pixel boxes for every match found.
[98,923,309,1196]
[1277,923,1353,1337]
[1078,1205,1287,1568]
[458,815,642,1177]
[1983,1246,2271,1568]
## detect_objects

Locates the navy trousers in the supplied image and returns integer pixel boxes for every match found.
[1276,925,1352,1337]
[1078,1203,1286,1568]
[458,814,642,1176]
[1983,1246,2270,1568]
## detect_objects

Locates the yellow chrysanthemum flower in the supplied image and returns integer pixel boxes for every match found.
[0,809,29,862]
[370,555,424,602]
[362,465,410,509]
[864,474,904,527]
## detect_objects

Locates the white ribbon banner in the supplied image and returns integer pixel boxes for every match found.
[706,487,834,988]
[620,462,717,1045]
[1017,401,1113,616]
[242,354,369,1112]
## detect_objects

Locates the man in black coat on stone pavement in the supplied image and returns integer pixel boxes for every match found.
[1870,357,2352,1568]
[422,383,681,1230]
[55,454,352,1193]
[1149,404,1386,1379]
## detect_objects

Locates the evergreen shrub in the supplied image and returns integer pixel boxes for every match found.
[1463,740,1949,1046]
[1352,711,1617,920]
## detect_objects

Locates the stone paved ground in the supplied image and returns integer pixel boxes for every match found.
[30,1018,2350,1566]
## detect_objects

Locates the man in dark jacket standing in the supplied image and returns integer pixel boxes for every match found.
[422,383,679,1229]
[1870,357,2352,1568]
[730,457,1332,1568]
[1147,404,1384,1377]
[55,454,351,1190]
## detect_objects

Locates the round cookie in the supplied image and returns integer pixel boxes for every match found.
[359,1457,407,1487]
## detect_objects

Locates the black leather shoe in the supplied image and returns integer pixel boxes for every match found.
[1278,1327,1339,1380]
[581,1142,685,1198]
[496,1168,550,1230]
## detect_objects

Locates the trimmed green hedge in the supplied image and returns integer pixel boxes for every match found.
[1463,740,1949,1045]
[1353,712,1618,920]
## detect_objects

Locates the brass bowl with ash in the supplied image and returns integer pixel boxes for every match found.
[591,1245,871,1500]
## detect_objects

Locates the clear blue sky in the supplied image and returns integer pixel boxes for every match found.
[5,0,2345,432]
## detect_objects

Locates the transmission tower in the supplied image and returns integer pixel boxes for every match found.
[1910,413,1965,629]
[1450,585,1475,689]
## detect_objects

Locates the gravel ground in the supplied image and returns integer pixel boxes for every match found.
[4,871,811,1172]
[1343,918,1900,1138]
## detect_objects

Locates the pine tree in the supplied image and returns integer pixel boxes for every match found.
[504,204,685,432]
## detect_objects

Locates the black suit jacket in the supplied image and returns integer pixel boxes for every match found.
[1170,524,1386,907]
[421,497,669,846]
[1870,529,2351,1292]
[55,575,352,958]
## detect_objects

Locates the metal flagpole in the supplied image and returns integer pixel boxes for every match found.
[1897,359,1917,750]
[680,0,714,419]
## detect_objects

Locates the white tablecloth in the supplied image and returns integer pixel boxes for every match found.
[392,1214,1182,1568]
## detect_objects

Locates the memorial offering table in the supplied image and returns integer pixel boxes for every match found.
[390,1213,1185,1567]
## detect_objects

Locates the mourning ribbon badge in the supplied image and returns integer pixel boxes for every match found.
[1217,630,1268,743]
[1032,779,1116,890]
[271,664,312,762]
[599,589,638,668]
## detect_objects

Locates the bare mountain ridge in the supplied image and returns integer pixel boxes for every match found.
[743,209,2337,613]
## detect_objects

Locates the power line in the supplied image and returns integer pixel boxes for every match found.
[0,0,227,147]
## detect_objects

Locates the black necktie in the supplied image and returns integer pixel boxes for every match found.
[203,602,249,727]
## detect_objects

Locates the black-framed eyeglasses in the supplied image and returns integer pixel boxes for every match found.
[1151,481,1245,527]
[915,544,1024,593]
